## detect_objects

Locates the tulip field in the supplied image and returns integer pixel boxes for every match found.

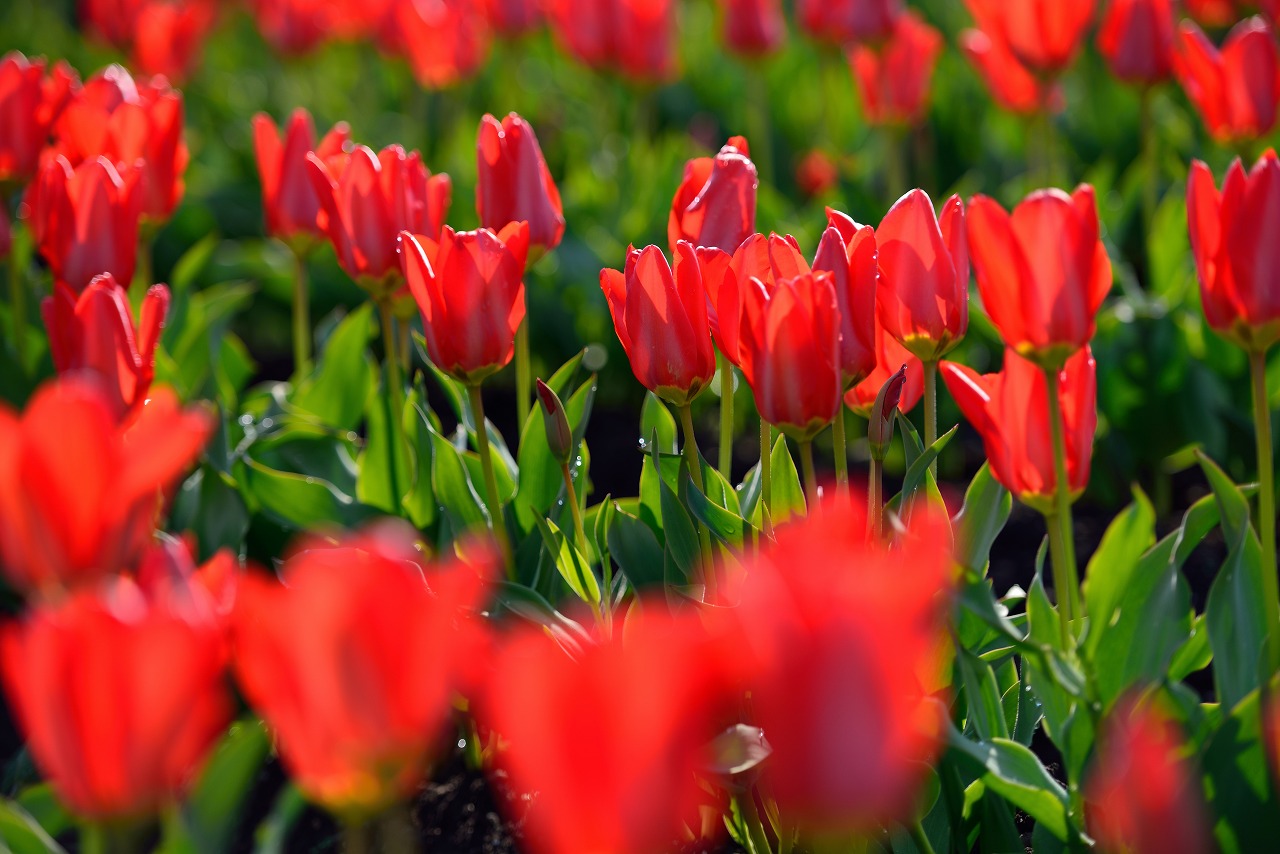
[5,0,1280,852]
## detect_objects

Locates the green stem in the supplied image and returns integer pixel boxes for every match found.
[832,406,849,496]
[1044,366,1082,640]
[515,320,531,431]
[342,820,372,854]
[397,315,411,376]
[562,463,590,560]
[379,300,409,512]
[1140,87,1159,290]
[909,818,937,854]
[1044,511,1076,651]
[7,238,24,373]
[923,360,939,479]
[291,249,312,377]
[799,439,818,508]
[886,124,908,202]
[760,416,775,539]
[1250,349,1280,672]
[81,822,144,854]
[678,404,716,598]
[718,352,735,481]
[737,791,774,854]
[468,383,512,572]
[869,456,884,539]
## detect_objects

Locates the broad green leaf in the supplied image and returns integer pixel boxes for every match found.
[169,232,219,295]
[1202,688,1280,854]
[0,800,65,854]
[640,393,679,456]
[514,367,595,533]
[291,303,375,431]
[534,515,600,606]
[769,436,806,524]
[889,425,958,511]
[14,787,69,841]
[402,398,438,530]
[946,725,1074,842]
[170,466,250,560]
[953,464,1011,573]
[957,647,1009,741]
[494,581,592,655]
[239,457,379,531]
[1082,489,1157,660]
[428,422,488,532]
[684,472,747,546]
[173,721,270,854]
[607,509,666,591]
[356,361,412,515]
[1168,614,1213,682]
[660,462,700,580]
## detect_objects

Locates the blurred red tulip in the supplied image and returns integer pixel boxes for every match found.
[0,206,9,260]
[1184,0,1243,27]
[967,185,1112,367]
[393,0,491,89]
[232,524,494,817]
[739,271,843,440]
[1176,17,1280,144]
[545,0,676,80]
[253,108,351,248]
[815,209,878,388]
[601,243,717,406]
[27,155,143,293]
[845,313,923,418]
[942,347,1096,512]
[1085,699,1214,854]
[483,0,541,35]
[80,0,217,81]
[477,112,564,256]
[959,28,1061,115]
[795,149,840,198]
[849,11,943,127]
[0,52,78,185]
[1188,151,1280,352]
[964,0,1095,75]
[798,0,902,45]
[42,275,169,421]
[249,0,340,54]
[876,189,968,362]
[135,534,240,618]
[669,136,758,254]
[0,379,213,597]
[1097,0,1176,85]
[718,0,785,55]
[399,223,530,384]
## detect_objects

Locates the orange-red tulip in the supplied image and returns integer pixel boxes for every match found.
[849,11,943,127]
[942,347,1096,513]
[876,189,968,362]
[798,0,901,45]
[130,0,218,82]
[253,109,351,248]
[815,209,878,388]
[669,135,758,254]
[232,524,494,817]
[718,0,785,55]
[546,0,676,80]
[796,149,840,198]
[477,112,564,255]
[959,28,1061,115]
[845,313,923,418]
[1097,0,1175,86]
[248,0,340,54]
[601,243,717,406]
[399,223,530,384]
[0,52,78,185]
[967,185,1112,367]
[963,0,1095,75]
[483,0,541,35]
[392,0,491,89]
[1185,0,1243,27]
[1176,17,1280,144]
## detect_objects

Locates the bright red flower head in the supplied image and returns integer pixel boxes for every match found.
[849,11,943,127]
[42,275,169,421]
[942,347,1097,513]
[392,0,491,89]
[477,112,564,256]
[876,189,968,362]
[967,185,1112,367]
[1187,151,1280,352]
[845,313,923,418]
[1175,16,1280,144]
[27,155,143,294]
[0,52,78,185]
[718,0,785,55]
[483,0,541,35]
[601,243,717,407]
[253,108,351,248]
[232,524,494,818]
[796,149,840,198]
[959,28,1061,115]
[798,0,902,45]
[1185,0,1244,27]
[669,135,758,254]
[548,0,677,81]
[131,0,218,81]
[815,209,879,388]
[399,222,530,385]
[1097,0,1176,86]
[248,0,340,54]
[963,0,1096,75]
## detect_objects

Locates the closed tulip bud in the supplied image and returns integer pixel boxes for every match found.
[399,223,529,385]
[868,364,908,461]
[876,189,968,362]
[0,52,79,185]
[963,0,1095,76]
[798,0,902,45]
[1176,17,1280,144]
[796,149,840,198]
[1098,0,1176,86]
[845,314,923,419]
[546,0,676,80]
[394,0,490,89]
[849,11,943,127]
[967,185,1112,368]
[719,0,785,56]
[253,108,351,249]
[477,112,565,256]
[942,347,1096,514]
[959,28,1061,115]
[601,243,717,407]
[669,136,758,254]
[536,379,574,464]
[131,0,218,82]
[815,210,879,388]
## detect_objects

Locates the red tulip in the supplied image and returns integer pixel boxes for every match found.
[1097,0,1175,86]
[53,65,188,222]
[798,0,902,45]
[253,108,351,248]
[399,223,530,384]
[849,11,943,127]
[967,185,1112,367]
[131,0,218,81]
[27,155,143,294]
[959,28,1061,115]
[601,243,717,406]
[545,0,676,80]
[796,149,840,198]
[718,0,785,56]
[1175,17,1280,144]
[483,0,541,35]
[815,209,878,388]
[876,189,968,362]
[0,205,9,260]
[393,0,491,89]
[845,313,923,418]
[739,271,843,440]
[1187,151,1280,352]
[669,136,758,254]
[0,576,231,820]
[0,379,213,596]
[1185,0,1243,27]
[42,275,169,421]
[963,0,1095,75]
[1264,0,1280,24]
[232,523,494,817]
[477,112,565,256]
[306,143,451,297]
[941,347,1096,512]
[1085,699,1214,854]
[248,0,339,54]
[0,52,78,185]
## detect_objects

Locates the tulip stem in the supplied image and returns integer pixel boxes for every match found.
[1043,366,1081,641]
[1044,511,1076,651]
[678,404,717,600]
[6,235,24,374]
[397,316,411,376]
[469,383,512,573]
[923,360,939,479]
[291,249,312,377]
[832,406,849,496]
[81,822,145,854]
[1250,349,1280,673]
[909,819,937,854]
[561,462,590,563]
[379,301,409,513]
[799,439,819,508]
[717,352,735,481]
[869,457,884,540]
[1140,87,1159,289]
[515,319,532,432]
[760,417,775,539]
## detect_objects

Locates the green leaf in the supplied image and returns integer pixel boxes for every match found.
[402,397,438,530]
[169,233,219,295]
[890,425,958,511]
[356,361,412,515]
[659,463,700,580]
[170,466,250,561]
[946,725,1074,842]
[494,581,592,655]
[769,435,806,524]
[953,464,1011,573]
[1082,489,1157,660]
[291,303,375,431]
[641,393,679,456]
[533,515,600,606]
[1202,688,1280,854]
[174,720,270,854]
[0,800,65,854]
[252,785,306,854]
[514,358,595,533]
[428,423,488,532]
[957,647,1010,741]
[607,509,666,591]
[240,456,380,531]
[13,787,69,841]
[1168,614,1213,682]
[684,472,747,546]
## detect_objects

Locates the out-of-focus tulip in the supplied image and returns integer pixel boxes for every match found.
[967,185,1112,367]
[718,0,785,56]
[393,0,491,89]
[1085,699,1214,854]
[796,149,840,198]
[42,275,169,421]
[1097,0,1175,85]
[0,577,230,820]
[1187,151,1280,352]
[1175,17,1280,144]
[253,109,351,248]
[249,0,338,54]
[959,28,1061,115]
[876,189,968,362]
[1185,0,1242,27]
[232,524,494,818]
[963,0,1095,75]
[306,144,451,298]
[53,65,188,222]
[849,11,943,127]
[0,53,78,186]
[669,136,758,254]
[0,379,213,596]
[739,272,843,440]
[545,0,676,80]
[0,206,9,260]
[399,223,530,384]
[942,347,1096,513]
[484,0,541,35]
[135,534,239,618]
[814,209,878,387]
[131,0,218,81]
[601,243,717,406]
[845,313,923,418]
[27,155,142,293]
[477,112,564,256]
[798,0,901,45]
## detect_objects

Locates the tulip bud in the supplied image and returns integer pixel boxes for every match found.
[868,365,908,462]
[536,379,573,464]
[1175,17,1279,144]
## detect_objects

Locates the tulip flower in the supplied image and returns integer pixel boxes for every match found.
[232,524,494,818]
[42,275,169,421]
[1097,0,1176,86]
[967,185,1112,367]
[718,0,785,56]
[601,243,717,407]
[253,108,351,248]
[0,52,78,185]
[959,28,1061,115]
[796,149,840,198]
[0,577,231,820]
[476,112,565,256]
[27,155,143,294]
[845,314,923,419]
[848,11,943,127]
[1175,17,1280,144]
[798,0,901,45]
[130,0,219,81]
[814,210,878,388]
[484,0,541,36]
[669,136,758,254]
[393,0,491,89]
[1185,0,1243,27]
[545,0,676,80]
[697,234,810,361]
[0,378,213,596]
[963,0,1095,76]
[248,0,339,54]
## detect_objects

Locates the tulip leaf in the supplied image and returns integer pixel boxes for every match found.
[170,465,250,561]
[13,787,69,842]
[953,464,1011,573]
[945,725,1073,842]
[1081,489,1156,660]
[1168,614,1213,683]
[640,392,679,456]
[888,424,958,513]
[402,396,438,530]
[239,456,380,531]
[356,360,413,515]
[957,647,1009,742]
[607,508,666,591]
[494,581,592,657]
[427,422,488,534]
[291,304,376,431]
[1202,687,1280,853]
[533,515,600,606]
[171,720,270,854]
[252,784,306,854]
[660,465,701,581]
[0,799,66,854]
[169,232,219,295]
[769,435,806,525]
[514,371,596,533]
[682,472,747,547]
